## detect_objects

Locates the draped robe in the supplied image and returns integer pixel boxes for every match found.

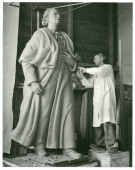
[12,27,77,149]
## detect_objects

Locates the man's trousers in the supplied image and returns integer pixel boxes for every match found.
[94,122,116,149]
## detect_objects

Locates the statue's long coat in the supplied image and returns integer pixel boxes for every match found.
[12,27,77,149]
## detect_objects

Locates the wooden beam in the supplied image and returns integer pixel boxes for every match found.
[109,3,114,65]
[37,10,40,30]
[67,6,73,40]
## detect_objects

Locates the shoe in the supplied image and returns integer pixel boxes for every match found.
[106,147,119,154]
[106,142,119,154]
[90,144,106,149]
[63,149,82,159]
[35,148,48,157]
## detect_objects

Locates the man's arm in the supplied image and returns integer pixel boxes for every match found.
[79,65,113,77]
[81,77,94,88]
[78,71,94,88]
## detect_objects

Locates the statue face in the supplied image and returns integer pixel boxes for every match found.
[48,8,61,26]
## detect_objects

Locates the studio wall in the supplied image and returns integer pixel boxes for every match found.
[3,3,19,153]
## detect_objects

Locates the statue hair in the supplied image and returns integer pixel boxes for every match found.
[42,8,51,27]
[42,8,60,27]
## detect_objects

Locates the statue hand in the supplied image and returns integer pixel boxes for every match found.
[31,82,43,95]
[61,51,75,67]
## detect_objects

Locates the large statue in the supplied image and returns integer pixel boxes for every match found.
[79,53,119,153]
[12,8,82,158]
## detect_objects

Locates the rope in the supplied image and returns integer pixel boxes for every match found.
[61,2,91,15]
[52,2,88,9]
[9,2,91,14]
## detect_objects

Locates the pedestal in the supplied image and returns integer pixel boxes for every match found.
[89,148,130,167]
[3,153,98,167]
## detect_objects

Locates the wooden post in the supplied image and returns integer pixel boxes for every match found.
[30,5,33,36]
[67,6,73,40]
[118,38,127,151]
[37,10,40,30]
[109,4,114,65]
[117,5,127,151]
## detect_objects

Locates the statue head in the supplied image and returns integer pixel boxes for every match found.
[42,8,61,27]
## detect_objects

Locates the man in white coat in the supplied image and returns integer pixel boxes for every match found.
[79,53,118,152]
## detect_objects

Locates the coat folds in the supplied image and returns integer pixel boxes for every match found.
[12,28,77,149]
[84,64,116,127]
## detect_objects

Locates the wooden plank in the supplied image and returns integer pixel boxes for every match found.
[73,3,110,63]
[73,3,109,18]
[109,3,115,65]
[74,37,108,46]
[73,23,109,33]
[74,29,109,39]
[74,42,108,48]
[67,6,73,40]
[119,85,128,151]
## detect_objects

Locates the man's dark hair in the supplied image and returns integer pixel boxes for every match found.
[95,53,106,61]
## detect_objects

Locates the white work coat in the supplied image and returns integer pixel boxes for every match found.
[82,64,116,127]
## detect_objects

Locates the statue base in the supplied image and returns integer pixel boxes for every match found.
[89,148,130,167]
[3,153,98,167]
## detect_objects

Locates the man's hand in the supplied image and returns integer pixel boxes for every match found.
[77,70,84,80]
[78,67,86,73]
[81,77,90,88]
[61,51,75,67]
[31,82,43,95]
